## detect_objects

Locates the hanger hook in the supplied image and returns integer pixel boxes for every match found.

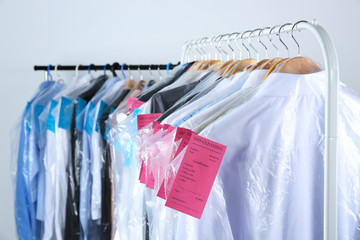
[219,34,230,61]
[166,63,172,75]
[157,65,163,81]
[241,30,252,58]
[121,63,126,79]
[111,62,119,77]
[188,39,197,61]
[104,63,110,75]
[258,27,271,59]
[138,65,144,80]
[47,64,53,81]
[127,64,133,79]
[248,29,262,61]
[268,25,281,57]
[219,34,229,61]
[291,20,308,56]
[54,65,59,80]
[215,35,224,61]
[210,36,218,60]
[200,37,209,60]
[199,37,208,60]
[88,63,95,74]
[75,64,80,77]
[227,32,239,60]
[148,66,154,79]
[234,32,243,59]
[278,23,292,58]
[194,39,203,60]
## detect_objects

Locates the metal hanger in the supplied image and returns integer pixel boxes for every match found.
[248,28,262,61]
[268,25,281,57]
[157,65,163,81]
[259,27,271,59]
[138,65,144,80]
[278,23,292,58]
[241,30,252,59]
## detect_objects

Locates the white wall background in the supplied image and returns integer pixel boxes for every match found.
[1,0,359,239]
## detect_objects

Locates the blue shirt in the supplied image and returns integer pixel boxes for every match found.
[15,81,55,240]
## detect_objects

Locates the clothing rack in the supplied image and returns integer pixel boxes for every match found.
[33,63,180,72]
[181,19,339,240]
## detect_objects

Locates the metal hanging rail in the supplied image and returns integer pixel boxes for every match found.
[34,62,180,71]
[181,19,339,240]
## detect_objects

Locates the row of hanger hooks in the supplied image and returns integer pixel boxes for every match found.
[183,20,308,63]
[45,62,174,81]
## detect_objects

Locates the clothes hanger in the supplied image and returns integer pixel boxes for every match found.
[193,39,207,70]
[135,66,145,90]
[147,66,156,87]
[219,32,243,76]
[227,30,258,76]
[275,20,321,74]
[248,27,271,71]
[259,25,284,70]
[215,33,238,73]
[189,39,206,70]
[121,63,127,80]
[199,37,221,70]
[111,62,120,77]
[263,24,294,79]
[157,65,163,82]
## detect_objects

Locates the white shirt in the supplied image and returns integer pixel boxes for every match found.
[174,71,360,240]
[180,70,267,130]
[42,74,92,240]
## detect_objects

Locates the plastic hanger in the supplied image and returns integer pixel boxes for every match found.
[121,63,127,79]
[47,64,53,81]
[54,65,65,84]
[111,62,120,77]
[103,63,111,76]
[275,21,321,74]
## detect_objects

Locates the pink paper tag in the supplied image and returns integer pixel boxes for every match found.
[146,172,155,189]
[153,121,163,134]
[165,134,227,219]
[164,124,175,134]
[174,129,193,158]
[157,128,194,199]
[137,113,162,130]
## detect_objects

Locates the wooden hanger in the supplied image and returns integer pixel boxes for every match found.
[263,58,288,80]
[247,59,269,71]
[124,79,135,90]
[275,56,321,74]
[228,58,257,76]
[135,80,146,90]
[259,58,283,70]
[200,60,221,70]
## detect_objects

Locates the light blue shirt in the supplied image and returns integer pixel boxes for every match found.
[15,81,55,240]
